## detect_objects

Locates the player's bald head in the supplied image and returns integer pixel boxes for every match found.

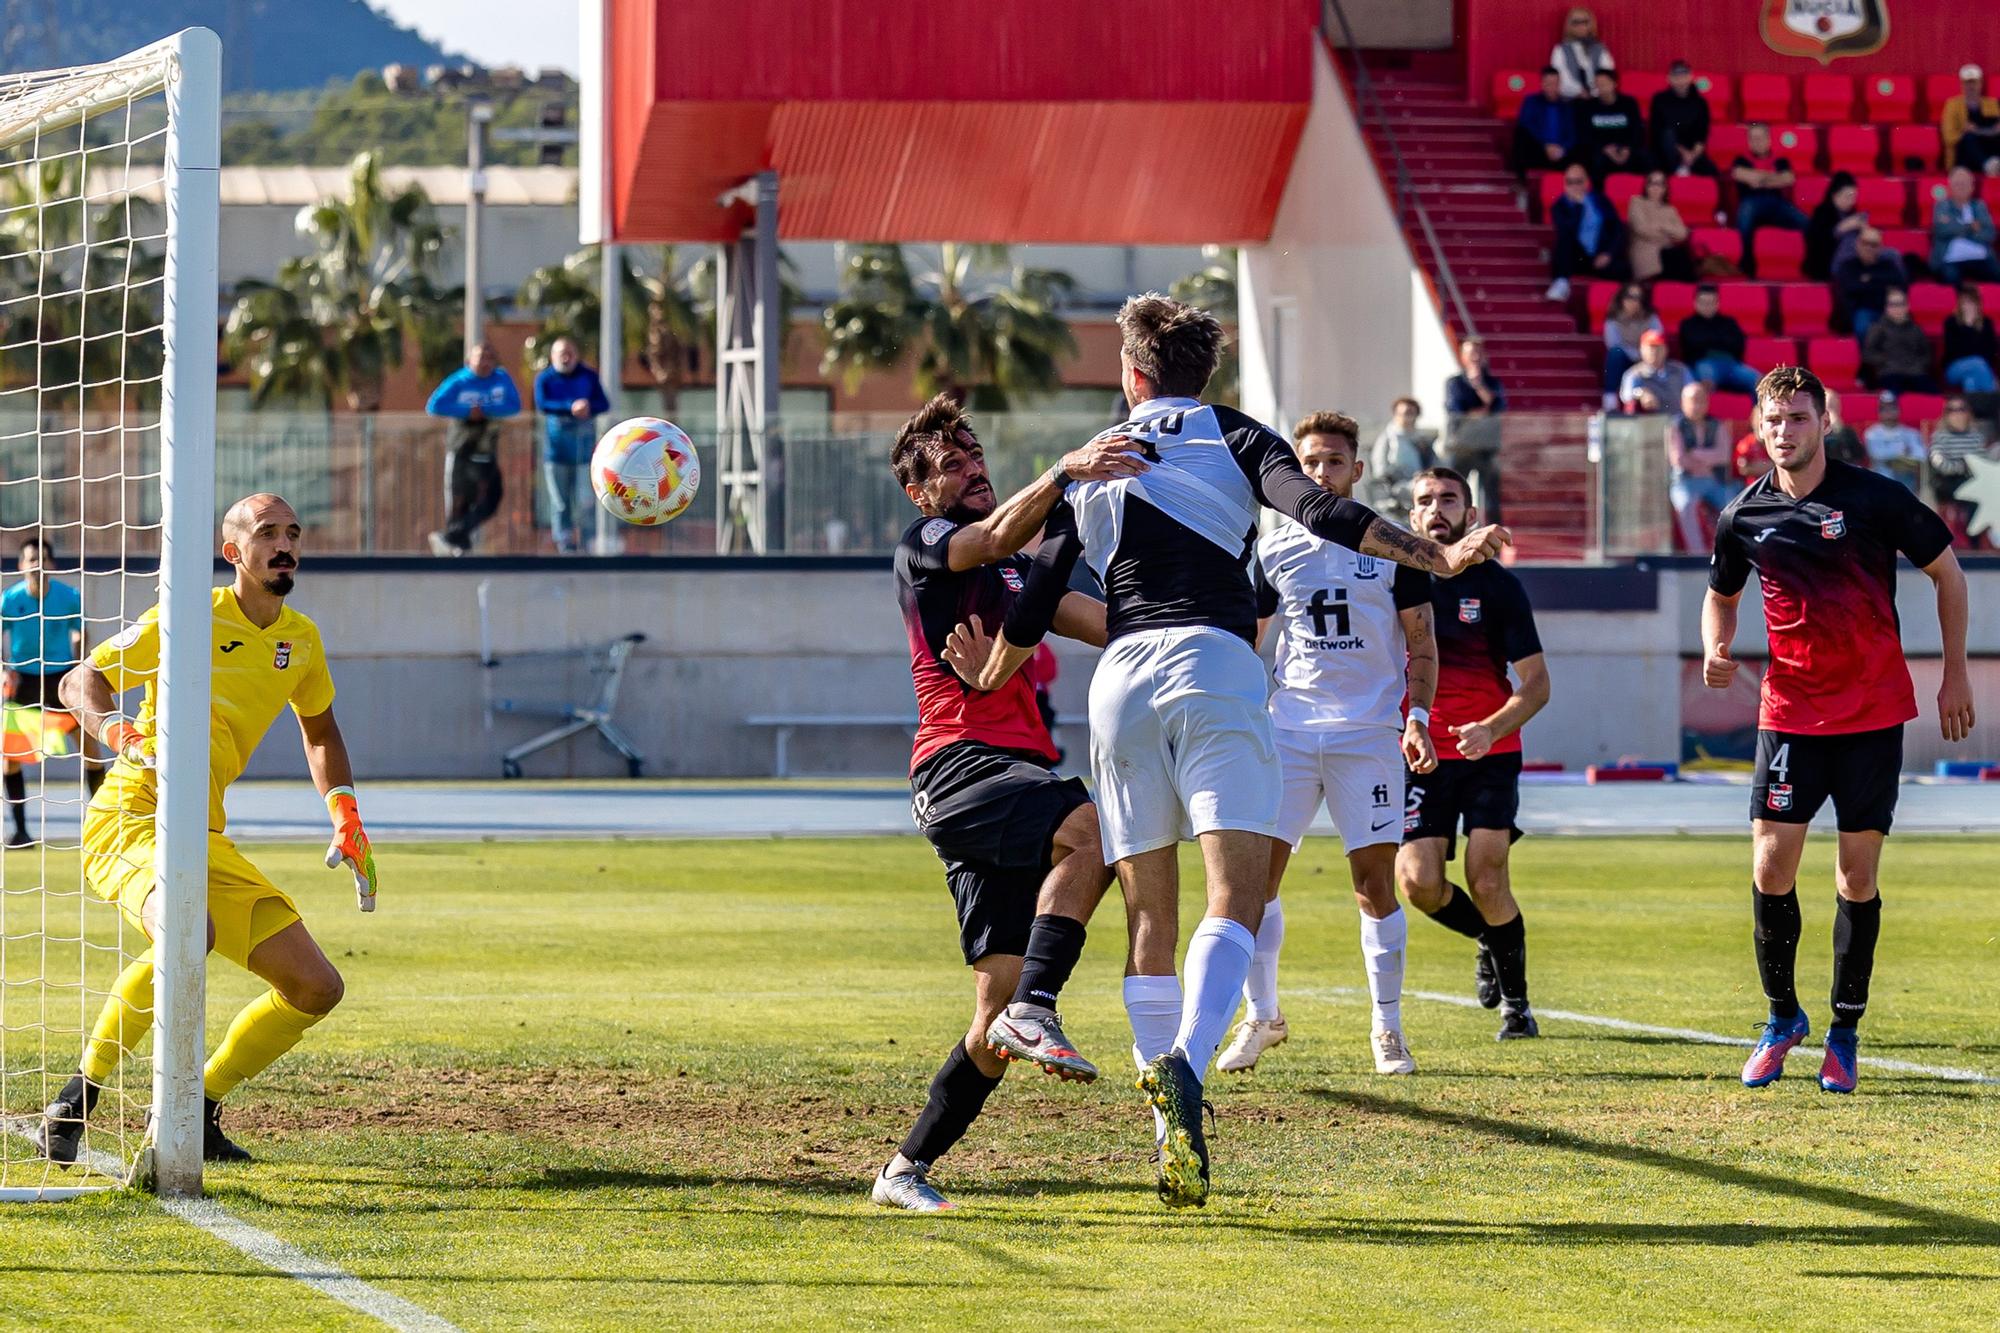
[221,493,297,544]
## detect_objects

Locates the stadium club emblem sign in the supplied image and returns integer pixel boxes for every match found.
[1458,598,1482,624]
[1760,0,1890,64]
[1820,510,1846,539]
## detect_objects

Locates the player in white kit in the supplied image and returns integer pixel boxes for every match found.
[1217,412,1439,1077]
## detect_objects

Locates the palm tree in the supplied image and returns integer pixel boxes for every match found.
[1171,245,1239,405]
[220,151,459,410]
[819,244,1076,410]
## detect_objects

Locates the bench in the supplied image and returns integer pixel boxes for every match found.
[744,714,919,777]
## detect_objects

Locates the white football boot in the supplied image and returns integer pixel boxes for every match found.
[1372,1026,1417,1075]
[1215,1016,1289,1073]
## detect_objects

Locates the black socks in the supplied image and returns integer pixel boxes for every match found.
[3,769,23,835]
[1013,914,1087,1009]
[1424,883,1488,940]
[1753,886,1803,1020]
[1830,894,1882,1032]
[1486,912,1529,1006]
[898,1040,1003,1168]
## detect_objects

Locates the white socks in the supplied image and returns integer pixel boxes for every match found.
[1124,973,1184,1143]
[1174,916,1257,1078]
[1359,906,1408,1033]
[1243,897,1285,1021]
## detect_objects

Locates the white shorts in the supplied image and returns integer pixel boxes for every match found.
[1274,724,1407,853]
[1088,626,1280,863]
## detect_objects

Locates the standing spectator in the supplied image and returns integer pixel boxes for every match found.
[1576,70,1647,182]
[1832,228,1909,340]
[425,340,522,556]
[1679,282,1762,394]
[1863,391,1927,490]
[1549,7,1615,100]
[1730,123,1808,271]
[1627,171,1693,282]
[1930,166,2000,284]
[1823,391,1868,466]
[1940,64,2000,174]
[1649,61,1713,178]
[1928,395,1996,542]
[0,537,90,847]
[533,336,613,554]
[1601,283,1661,406]
[1512,68,1576,174]
[1861,289,1940,393]
[1804,174,1866,281]
[1942,283,2000,394]
[1665,382,1734,550]
[1618,329,1691,415]
[1367,396,1435,513]
[1443,338,1506,520]
[1547,164,1627,300]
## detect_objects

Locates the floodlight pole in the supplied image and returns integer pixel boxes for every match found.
[714,171,782,553]
[464,97,494,355]
[595,240,623,554]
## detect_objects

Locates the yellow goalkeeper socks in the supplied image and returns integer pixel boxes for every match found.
[80,950,156,1084]
[202,990,324,1100]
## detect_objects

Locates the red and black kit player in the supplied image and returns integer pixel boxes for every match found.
[1704,366,1973,1095]
[873,394,1140,1213]
[1396,467,1551,1040]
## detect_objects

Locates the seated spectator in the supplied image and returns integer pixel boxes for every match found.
[1943,283,2000,394]
[1576,69,1648,181]
[1804,173,1866,282]
[1731,426,1774,483]
[1731,123,1808,271]
[1601,283,1661,405]
[1679,282,1761,394]
[1547,164,1628,300]
[1367,396,1436,512]
[1862,289,1940,393]
[1550,7,1614,100]
[1665,382,1734,550]
[1941,63,2000,175]
[1832,228,1909,339]
[1864,391,1927,490]
[1513,67,1576,173]
[1823,391,1868,466]
[1628,171,1693,282]
[1443,338,1507,521]
[1619,329,1692,415]
[1930,166,2000,284]
[1928,395,1996,539]
[1650,60,1714,178]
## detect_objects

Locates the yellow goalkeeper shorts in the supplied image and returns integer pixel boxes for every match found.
[82,805,302,969]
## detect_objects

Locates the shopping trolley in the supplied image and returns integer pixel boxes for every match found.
[477,581,649,779]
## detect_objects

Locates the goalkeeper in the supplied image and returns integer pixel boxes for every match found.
[37,494,378,1165]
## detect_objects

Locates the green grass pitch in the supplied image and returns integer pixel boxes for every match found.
[3,834,1998,1330]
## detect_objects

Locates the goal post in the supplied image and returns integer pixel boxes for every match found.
[0,29,218,1200]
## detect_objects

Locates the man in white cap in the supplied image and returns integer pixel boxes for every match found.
[1942,64,2000,175]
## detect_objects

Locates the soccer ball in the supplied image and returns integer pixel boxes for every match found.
[590,417,701,525]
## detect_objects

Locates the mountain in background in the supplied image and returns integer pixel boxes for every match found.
[0,0,459,93]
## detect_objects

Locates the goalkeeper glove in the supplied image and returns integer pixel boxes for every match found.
[102,721,156,769]
[323,785,378,912]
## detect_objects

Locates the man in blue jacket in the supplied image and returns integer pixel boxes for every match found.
[534,337,613,554]
[1511,68,1575,175]
[426,341,522,556]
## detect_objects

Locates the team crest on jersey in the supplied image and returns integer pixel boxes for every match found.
[1458,598,1482,624]
[1354,555,1382,580]
[1767,783,1793,812]
[273,641,293,670]
[999,567,1025,592]
[1820,510,1846,539]
[921,518,954,546]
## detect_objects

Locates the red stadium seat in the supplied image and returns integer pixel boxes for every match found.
[1691,227,1742,265]
[1605,174,1644,214]
[1826,125,1881,174]
[1879,227,1928,261]
[1897,392,1946,426]
[1854,177,1910,226]
[1755,230,1806,280]
[1744,336,1797,371]
[1652,281,1696,326]
[1806,337,1862,388]
[1889,124,1942,172]
[1770,124,1820,168]
[1777,284,1833,335]
[1709,123,1751,165]
[1719,283,1774,332]
[1924,73,1964,121]
[1907,283,1954,331]
[1803,74,1854,123]
[1667,175,1720,226]
[1492,69,1536,117]
[1864,74,1917,124]
[1916,176,1956,218]
[1740,73,1793,121]
[1791,174,1830,212]
[1841,391,1879,427]
[1982,283,2000,313]
[1623,71,1669,105]
[1693,72,1735,119]
[1709,392,1756,423]
[1585,280,1621,329]
[1539,171,1566,215]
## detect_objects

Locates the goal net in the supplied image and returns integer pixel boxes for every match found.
[0,31,218,1200]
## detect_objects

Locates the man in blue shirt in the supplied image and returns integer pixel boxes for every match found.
[1,537,89,846]
[533,337,613,554]
[425,341,522,556]
[1511,67,1576,175]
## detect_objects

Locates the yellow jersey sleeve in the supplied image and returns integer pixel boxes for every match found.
[289,626,335,717]
[89,607,161,692]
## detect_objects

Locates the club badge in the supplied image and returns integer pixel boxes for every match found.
[274,640,293,670]
[1767,783,1793,812]
[1458,597,1482,624]
[1820,510,1845,540]
[999,567,1025,592]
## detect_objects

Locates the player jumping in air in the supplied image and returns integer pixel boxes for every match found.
[874,397,1136,1212]
[37,494,378,1164]
[1704,366,1972,1094]
[1396,467,1550,1041]
[1216,411,1439,1077]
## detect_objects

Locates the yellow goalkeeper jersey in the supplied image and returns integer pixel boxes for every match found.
[90,587,336,833]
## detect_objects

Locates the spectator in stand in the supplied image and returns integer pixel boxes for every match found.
[1549,7,1615,100]
[1943,283,2000,394]
[1619,329,1692,415]
[1833,228,1909,340]
[1576,69,1648,182]
[1665,381,1734,549]
[1930,166,2000,284]
[1628,171,1693,282]
[1547,164,1627,300]
[1730,123,1808,273]
[1823,392,1868,466]
[1862,288,1940,393]
[1443,338,1507,521]
[1650,60,1714,178]
[1512,68,1577,174]
[1678,282,1762,394]
[1928,395,1996,541]
[425,340,522,557]
[1601,283,1661,407]
[1864,391,1927,491]
[1804,173,1867,282]
[1941,63,2000,174]
[1367,396,1436,513]
[533,336,613,555]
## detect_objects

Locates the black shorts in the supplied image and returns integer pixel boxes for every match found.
[910,741,1090,965]
[1752,725,1902,833]
[10,669,71,711]
[1403,752,1523,862]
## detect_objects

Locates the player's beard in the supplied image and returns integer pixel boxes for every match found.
[263,567,295,597]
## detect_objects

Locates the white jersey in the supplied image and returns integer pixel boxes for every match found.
[1254,517,1431,734]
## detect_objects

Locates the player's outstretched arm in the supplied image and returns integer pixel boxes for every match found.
[945,435,1145,571]
[1701,588,1742,689]
[297,707,378,911]
[1923,548,1975,742]
[1360,517,1510,577]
